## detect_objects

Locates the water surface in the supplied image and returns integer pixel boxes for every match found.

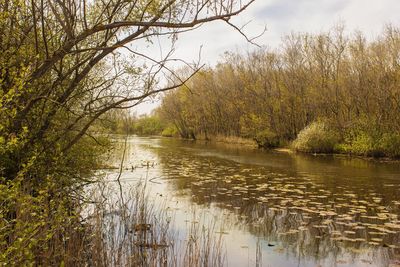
[108,136,400,267]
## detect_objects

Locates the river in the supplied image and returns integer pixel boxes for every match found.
[102,136,400,267]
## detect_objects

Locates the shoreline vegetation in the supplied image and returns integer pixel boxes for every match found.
[110,25,400,160]
[106,124,400,164]
[0,0,255,265]
[131,132,400,163]
[162,26,400,160]
[84,178,229,267]
[2,0,399,264]
[103,26,400,161]
[107,115,400,162]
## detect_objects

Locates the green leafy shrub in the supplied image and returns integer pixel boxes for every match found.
[133,116,164,136]
[380,133,400,158]
[0,133,109,265]
[254,129,281,148]
[340,131,381,156]
[161,125,178,137]
[334,127,400,158]
[292,121,339,153]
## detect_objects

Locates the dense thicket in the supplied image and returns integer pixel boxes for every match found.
[159,26,400,157]
[0,0,253,265]
[103,111,165,136]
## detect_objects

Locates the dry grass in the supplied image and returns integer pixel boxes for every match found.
[212,135,257,147]
[82,179,227,267]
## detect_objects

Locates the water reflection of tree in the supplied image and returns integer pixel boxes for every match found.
[149,140,400,265]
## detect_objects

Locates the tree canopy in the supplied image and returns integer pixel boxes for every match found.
[1,0,255,180]
[159,26,400,157]
[0,1,255,265]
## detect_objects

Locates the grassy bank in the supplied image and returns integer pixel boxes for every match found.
[190,134,258,147]
[125,119,400,160]
[159,123,400,160]
[291,121,400,159]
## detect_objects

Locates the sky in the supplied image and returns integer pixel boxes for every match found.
[132,0,400,115]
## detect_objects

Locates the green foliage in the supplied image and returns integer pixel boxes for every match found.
[63,135,110,176]
[337,131,378,156]
[292,121,340,153]
[0,134,108,266]
[102,113,166,136]
[161,125,179,137]
[337,131,400,158]
[0,0,255,264]
[159,26,400,158]
[239,114,265,138]
[133,115,164,136]
[0,176,87,266]
[254,129,281,148]
[380,133,400,158]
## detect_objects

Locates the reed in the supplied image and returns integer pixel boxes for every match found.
[82,178,227,267]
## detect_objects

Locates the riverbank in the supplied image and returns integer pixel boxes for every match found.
[290,149,400,164]
[271,146,400,163]
[192,134,258,148]
[160,134,400,162]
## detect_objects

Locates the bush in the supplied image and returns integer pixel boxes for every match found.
[292,121,339,153]
[380,133,400,158]
[254,129,281,148]
[338,131,381,157]
[333,126,400,158]
[133,116,164,136]
[161,125,178,137]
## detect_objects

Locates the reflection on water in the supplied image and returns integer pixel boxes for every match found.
[109,136,400,267]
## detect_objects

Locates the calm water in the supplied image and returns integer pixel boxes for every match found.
[106,136,400,267]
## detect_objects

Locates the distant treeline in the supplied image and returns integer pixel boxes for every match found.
[158,26,400,158]
[103,111,168,136]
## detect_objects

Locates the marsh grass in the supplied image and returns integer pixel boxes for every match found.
[210,135,257,147]
[83,178,227,267]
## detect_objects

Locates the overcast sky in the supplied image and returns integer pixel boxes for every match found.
[133,0,400,115]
